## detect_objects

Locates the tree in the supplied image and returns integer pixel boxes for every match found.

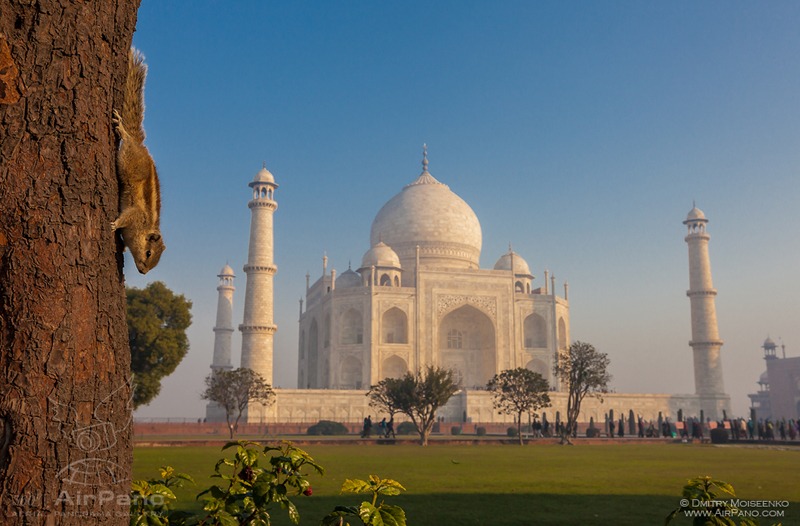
[0,1,140,522]
[487,368,551,445]
[368,366,459,446]
[202,368,275,438]
[366,376,403,418]
[553,341,612,445]
[127,281,192,408]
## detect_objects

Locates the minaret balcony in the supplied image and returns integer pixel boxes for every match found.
[239,324,277,334]
[249,200,277,210]
[686,289,717,297]
[243,264,277,274]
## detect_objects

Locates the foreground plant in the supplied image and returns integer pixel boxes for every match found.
[130,465,195,525]
[665,476,781,526]
[130,441,323,526]
[322,475,406,526]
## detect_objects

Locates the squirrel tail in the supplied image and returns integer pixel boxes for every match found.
[121,47,148,144]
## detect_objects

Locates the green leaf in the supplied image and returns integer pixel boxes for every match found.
[341,478,372,494]
[377,504,406,526]
[359,501,381,526]
[237,445,260,467]
[286,499,300,525]
[131,480,149,493]
[713,480,736,497]
[147,484,177,500]
[376,478,405,496]
[331,506,360,515]
[214,510,240,526]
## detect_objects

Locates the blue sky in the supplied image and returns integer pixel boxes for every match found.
[129,1,800,419]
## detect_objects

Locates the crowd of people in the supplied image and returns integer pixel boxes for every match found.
[358,411,799,441]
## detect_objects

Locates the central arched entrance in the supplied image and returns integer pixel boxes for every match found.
[438,305,496,389]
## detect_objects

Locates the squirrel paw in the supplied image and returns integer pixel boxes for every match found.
[111,220,118,231]
[112,110,125,135]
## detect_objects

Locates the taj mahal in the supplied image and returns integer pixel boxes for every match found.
[206,148,731,425]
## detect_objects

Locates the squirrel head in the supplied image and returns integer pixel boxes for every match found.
[129,231,165,274]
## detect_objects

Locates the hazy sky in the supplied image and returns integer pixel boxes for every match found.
[129,1,800,420]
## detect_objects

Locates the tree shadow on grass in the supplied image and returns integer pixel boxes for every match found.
[267,493,799,526]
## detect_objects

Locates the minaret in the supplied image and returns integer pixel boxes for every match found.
[206,264,235,422]
[240,164,278,385]
[211,264,235,371]
[683,205,730,419]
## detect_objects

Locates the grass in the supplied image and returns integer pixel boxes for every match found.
[133,442,800,525]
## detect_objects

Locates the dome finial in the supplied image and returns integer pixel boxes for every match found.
[422,143,429,173]
[262,160,266,169]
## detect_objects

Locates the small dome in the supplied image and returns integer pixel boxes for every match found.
[686,206,706,222]
[493,250,532,277]
[218,264,235,277]
[763,337,777,349]
[336,269,362,288]
[252,166,275,184]
[759,370,769,385]
[361,242,401,269]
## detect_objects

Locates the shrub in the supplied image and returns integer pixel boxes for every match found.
[396,421,417,435]
[450,426,462,435]
[709,427,729,444]
[307,420,349,436]
[507,426,518,437]
[476,427,487,436]
[586,428,600,438]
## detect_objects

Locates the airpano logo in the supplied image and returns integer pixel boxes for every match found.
[7,378,136,519]
[50,378,134,501]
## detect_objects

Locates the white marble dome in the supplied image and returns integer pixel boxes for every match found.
[763,337,777,349]
[370,168,482,271]
[493,250,532,276]
[361,242,401,269]
[218,263,235,277]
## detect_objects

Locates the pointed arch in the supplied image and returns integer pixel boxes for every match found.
[382,355,408,379]
[340,308,363,345]
[382,307,407,344]
[308,319,319,388]
[438,304,496,388]
[558,317,567,351]
[323,313,331,348]
[524,313,547,348]
[340,356,363,389]
[525,358,549,378]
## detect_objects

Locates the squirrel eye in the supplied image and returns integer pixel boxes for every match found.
[146,250,152,258]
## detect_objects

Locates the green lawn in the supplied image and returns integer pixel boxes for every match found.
[133,442,800,525]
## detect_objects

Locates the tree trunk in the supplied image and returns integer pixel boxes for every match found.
[517,413,523,446]
[0,1,141,523]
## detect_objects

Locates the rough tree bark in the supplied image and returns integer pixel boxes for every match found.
[0,0,141,523]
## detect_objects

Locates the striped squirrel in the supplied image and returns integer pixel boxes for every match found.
[111,48,165,274]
